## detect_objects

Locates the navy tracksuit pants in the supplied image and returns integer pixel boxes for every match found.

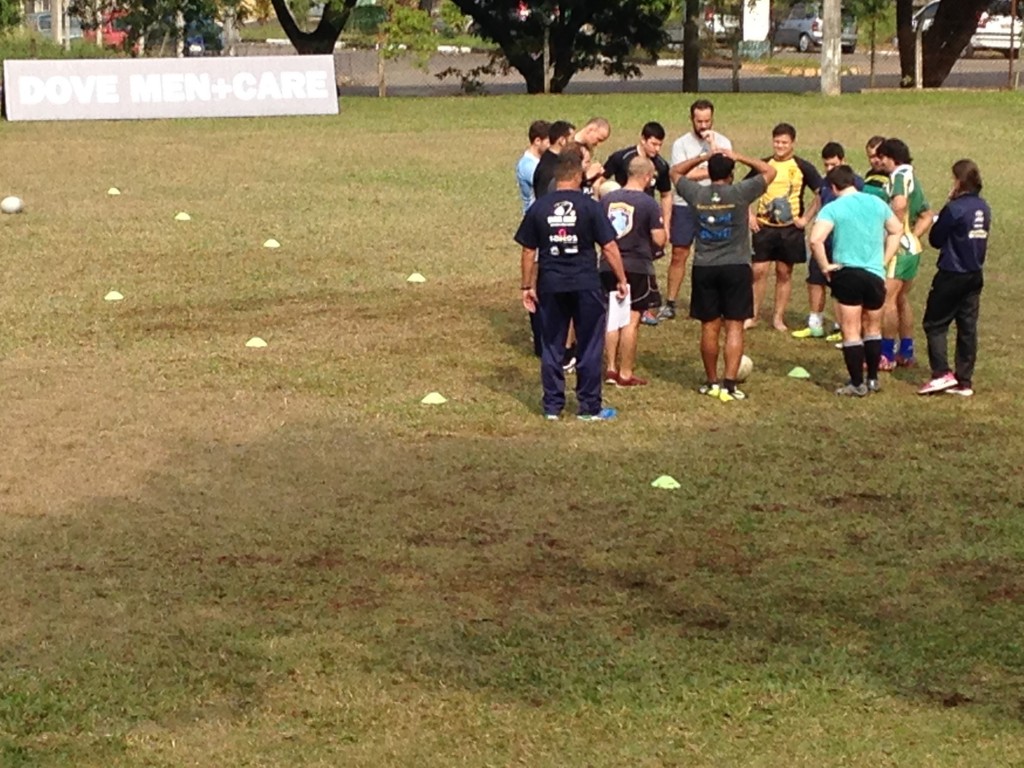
[922,269,983,386]
[536,288,607,416]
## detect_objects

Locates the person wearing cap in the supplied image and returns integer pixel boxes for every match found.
[671,150,776,402]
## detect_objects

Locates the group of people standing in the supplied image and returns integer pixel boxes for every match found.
[513,102,991,420]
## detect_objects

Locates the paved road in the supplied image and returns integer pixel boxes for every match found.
[240,43,1023,96]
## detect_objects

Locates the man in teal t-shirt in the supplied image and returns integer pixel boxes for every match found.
[809,165,902,397]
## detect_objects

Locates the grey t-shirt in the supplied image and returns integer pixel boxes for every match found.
[676,176,767,267]
[669,130,733,207]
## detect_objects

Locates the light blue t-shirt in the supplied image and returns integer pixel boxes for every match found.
[516,151,540,213]
[817,191,892,279]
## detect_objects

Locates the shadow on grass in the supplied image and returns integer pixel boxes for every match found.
[2,416,1024,762]
[482,304,534,356]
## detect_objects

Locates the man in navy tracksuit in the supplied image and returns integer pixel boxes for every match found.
[917,159,991,397]
[515,148,628,420]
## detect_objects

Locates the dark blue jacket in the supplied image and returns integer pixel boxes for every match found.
[928,193,990,273]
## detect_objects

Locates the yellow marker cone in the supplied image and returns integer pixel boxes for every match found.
[407,272,427,283]
[651,475,681,490]
[787,366,811,379]
[174,212,191,221]
[107,187,121,196]
[263,239,281,249]
[245,336,268,348]
[420,392,447,405]
[103,290,124,302]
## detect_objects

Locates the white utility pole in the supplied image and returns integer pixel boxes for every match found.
[820,0,841,95]
[176,10,185,57]
[51,0,64,46]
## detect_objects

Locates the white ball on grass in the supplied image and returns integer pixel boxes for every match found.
[1,196,24,214]
[736,354,754,383]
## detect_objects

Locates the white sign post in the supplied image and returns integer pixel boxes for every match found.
[3,56,339,122]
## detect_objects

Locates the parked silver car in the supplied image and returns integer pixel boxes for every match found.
[774,2,858,54]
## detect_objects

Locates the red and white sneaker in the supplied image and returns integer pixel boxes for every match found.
[918,372,958,395]
[878,355,897,372]
[605,370,620,385]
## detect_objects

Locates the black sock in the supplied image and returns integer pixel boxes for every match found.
[864,337,882,380]
[723,378,737,393]
[666,299,676,307]
[842,343,865,386]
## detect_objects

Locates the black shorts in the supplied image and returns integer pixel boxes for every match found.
[752,224,806,265]
[690,264,754,322]
[601,271,662,312]
[807,249,832,286]
[830,267,886,310]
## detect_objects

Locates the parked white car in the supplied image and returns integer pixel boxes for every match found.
[704,4,741,41]
[972,0,1023,56]
[912,0,1022,58]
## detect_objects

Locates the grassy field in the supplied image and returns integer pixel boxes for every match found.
[1,91,1023,767]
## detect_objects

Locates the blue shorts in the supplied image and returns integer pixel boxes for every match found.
[670,204,699,248]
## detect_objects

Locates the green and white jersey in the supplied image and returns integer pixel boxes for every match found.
[890,164,929,233]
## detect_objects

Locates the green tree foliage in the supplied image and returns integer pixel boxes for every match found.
[850,0,892,85]
[0,0,21,31]
[67,0,238,54]
[449,0,673,94]
[379,0,433,60]
[436,0,471,38]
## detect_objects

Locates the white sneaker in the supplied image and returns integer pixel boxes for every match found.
[917,372,958,395]
[946,385,974,397]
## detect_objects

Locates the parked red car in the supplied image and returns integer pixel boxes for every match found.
[83,11,130,49]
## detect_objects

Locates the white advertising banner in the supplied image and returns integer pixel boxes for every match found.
[3,55,339,122]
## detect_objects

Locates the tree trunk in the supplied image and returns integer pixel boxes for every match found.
[271,0,357,54]
[820,0,841,95]
[922,0,991,86]
[505,52,545,94]
[682,0,700,92]
[896,0,915,86]
[549,25,577,94]
[543,23,550,94]
[869,18,876,87]
[898,0,990,87]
